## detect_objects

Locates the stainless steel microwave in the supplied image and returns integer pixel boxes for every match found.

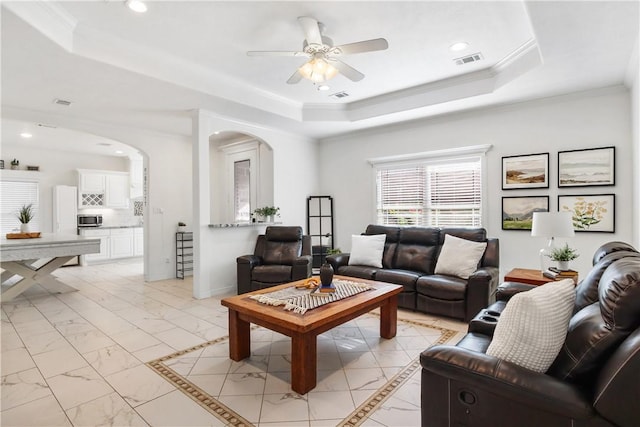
[77,214,103,227]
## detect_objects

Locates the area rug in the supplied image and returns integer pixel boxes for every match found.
[147,313,458,426]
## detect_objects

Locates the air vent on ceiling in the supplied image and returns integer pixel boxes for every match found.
[454,52,483,66]
[53,98,72,106]
[37,123,57,129]
[329,91,349,99]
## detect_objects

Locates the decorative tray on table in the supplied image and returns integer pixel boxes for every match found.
[6,232,41,239]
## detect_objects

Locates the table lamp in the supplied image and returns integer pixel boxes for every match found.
[531,212,575,272]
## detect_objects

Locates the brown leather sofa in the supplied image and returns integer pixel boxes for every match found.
[326,225,499,321]
[420,241,640,427]
[236,226,312,294]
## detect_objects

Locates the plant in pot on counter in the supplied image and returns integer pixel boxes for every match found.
[177,222,187,232]
[253,206,280,222]
[16,203,35,233]
[547,243,579,271]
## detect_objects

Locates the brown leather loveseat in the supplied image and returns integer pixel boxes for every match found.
[420,241,640,427]
[326,224,499,321]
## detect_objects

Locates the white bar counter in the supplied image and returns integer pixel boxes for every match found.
[1,233,100,301]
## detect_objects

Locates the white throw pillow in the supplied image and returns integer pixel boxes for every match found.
[348,234,386,268]
[486,279,576,373]
[434,234,487,279]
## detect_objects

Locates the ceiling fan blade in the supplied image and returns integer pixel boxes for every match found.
[298,16,322,45]
[332,38,389,55]
[332,60,365,82]
[286,70,303,84]
[247,51,308,57]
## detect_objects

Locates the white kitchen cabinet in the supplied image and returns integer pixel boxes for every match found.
[110,228,134,258]
[134,227,143,256]
[106,174,130,208]
[80,172,105,193]
[80,229,110,262]
[78,169,130,209]
[129,157,144,199]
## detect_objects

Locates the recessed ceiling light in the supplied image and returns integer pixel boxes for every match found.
[20,132,33,138]
[125,0,147,13]
[115,150,124,154]
[318,85,330,91]
[213,131,220,135]
[449,42,469,52]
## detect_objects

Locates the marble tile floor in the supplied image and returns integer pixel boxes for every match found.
[1,260,467,427]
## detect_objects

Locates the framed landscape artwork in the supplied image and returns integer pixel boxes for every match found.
[558,194,615,233]
[502,196,549,230]
[502,153,549,190]
[558,146,615,187]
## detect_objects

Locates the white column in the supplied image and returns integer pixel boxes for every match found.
[192,110,211,299]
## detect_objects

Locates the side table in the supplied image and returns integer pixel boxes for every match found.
[504,268,556,286]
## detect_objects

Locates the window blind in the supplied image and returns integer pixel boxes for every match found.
[1,180,40,234]
[376,157,482,227]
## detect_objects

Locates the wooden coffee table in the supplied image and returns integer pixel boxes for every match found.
[220,275,403,394]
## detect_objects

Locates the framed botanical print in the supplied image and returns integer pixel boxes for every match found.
[558,194,615,232]
[558,146,615,187]
[502,153,549,190]
[502,196,549,230]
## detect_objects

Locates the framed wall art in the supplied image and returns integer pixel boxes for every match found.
[502,196,549,230]
[558,194,615,233]
[558,146,615,187]
[502,153,549,190]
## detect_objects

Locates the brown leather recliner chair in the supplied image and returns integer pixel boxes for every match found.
[420,241,640,427]
[236,226,312,294]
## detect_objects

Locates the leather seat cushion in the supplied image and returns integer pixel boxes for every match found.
[337,265,377,280]
[252,265,292,283]
[416,274,467,300]
[374,269,420,291]
[455,332,492,354]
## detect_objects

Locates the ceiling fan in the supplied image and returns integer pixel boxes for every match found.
[247,16,388,84]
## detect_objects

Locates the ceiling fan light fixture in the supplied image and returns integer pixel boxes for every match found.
[299,57,338,83]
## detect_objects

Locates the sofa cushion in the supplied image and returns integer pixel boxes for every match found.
[348,234,386,268]
[416,275,467,301]
[251,265,293,283]
[549,258,640,382]
[375,269,421,292]
[486,279,576,373]
[337,265,377,280]
[434,234,487,279]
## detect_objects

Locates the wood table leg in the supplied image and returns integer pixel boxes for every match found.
[379,294,398,339]
[291,332,317,395]
[228,309,250,361]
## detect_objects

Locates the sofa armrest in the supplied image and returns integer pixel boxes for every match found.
[496,281,537,302]
[236,255,262,295]
[326,253,350,272]
[292,255,312,281]
[420,345,594,419]
[465,266,499,322]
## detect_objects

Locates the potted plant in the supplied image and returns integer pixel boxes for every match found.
[177,221,187,232]
[253,206,280,222]
[547,243,579,271]
[16,203,34,233]
[10,158,19,170]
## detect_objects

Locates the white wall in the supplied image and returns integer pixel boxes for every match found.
[192,110,319,297]
[319,87,634,279]
[0,145,126,233]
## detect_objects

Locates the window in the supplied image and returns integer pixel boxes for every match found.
[373,146,488,227]
[1,180,39,234]
[233,159,251,222]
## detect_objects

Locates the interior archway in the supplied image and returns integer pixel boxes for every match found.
[208,131,274,225]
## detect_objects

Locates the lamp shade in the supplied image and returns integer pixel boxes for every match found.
[531,212,575,238]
